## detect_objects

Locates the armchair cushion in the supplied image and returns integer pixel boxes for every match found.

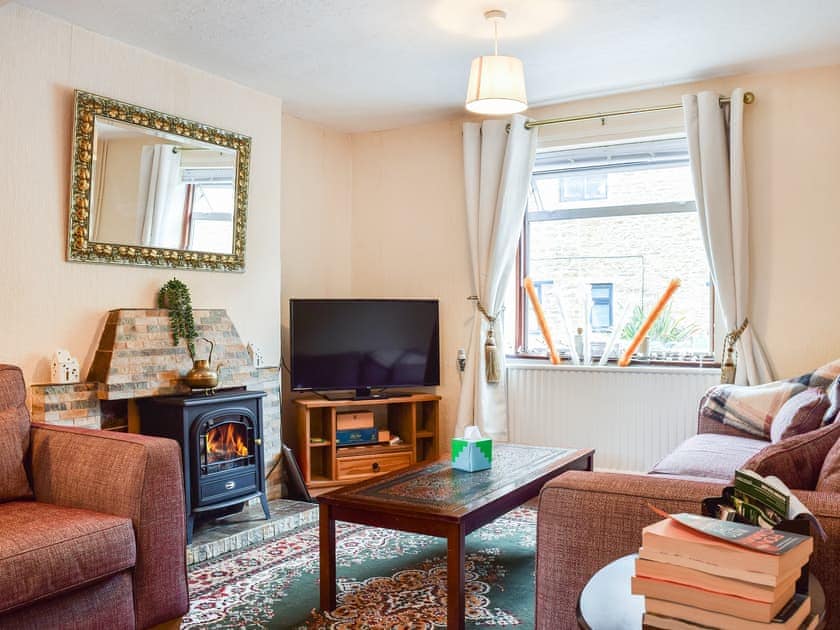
[0,365,32,502]
[744,421,840,489]
[0,501,135,614]
[649,433,766,480]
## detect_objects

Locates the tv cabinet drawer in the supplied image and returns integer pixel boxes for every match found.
[336,451,413,481]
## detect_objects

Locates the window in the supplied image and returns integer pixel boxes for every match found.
[505,136,714,362]
[559,173,607,202]
[590,283,613,331]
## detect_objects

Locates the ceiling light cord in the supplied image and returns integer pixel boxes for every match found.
[493,19,499,56]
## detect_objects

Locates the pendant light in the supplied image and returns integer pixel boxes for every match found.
[465,10,528,115]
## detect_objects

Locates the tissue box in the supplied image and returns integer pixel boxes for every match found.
[451,437,493,472]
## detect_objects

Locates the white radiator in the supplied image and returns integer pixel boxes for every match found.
[507,363,720,473]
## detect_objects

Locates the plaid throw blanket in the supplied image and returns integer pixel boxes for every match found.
[701,359,840,438]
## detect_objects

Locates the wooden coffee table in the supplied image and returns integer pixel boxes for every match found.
[318,443,594,629]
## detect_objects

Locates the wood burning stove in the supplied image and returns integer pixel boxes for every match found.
[138,388,271,542]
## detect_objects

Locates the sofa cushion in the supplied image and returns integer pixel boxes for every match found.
[816,431,840,492]
[0,365,33,502]
[770,388,830,443]
[700,380,807,439]
[0,501,135,613]
[650,434,768,481]
[744,421,840,490]
[823,375,840,424]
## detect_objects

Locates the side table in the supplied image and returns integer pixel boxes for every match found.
[576,554,826,629]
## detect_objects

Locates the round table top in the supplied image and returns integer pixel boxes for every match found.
[576,554,826,630]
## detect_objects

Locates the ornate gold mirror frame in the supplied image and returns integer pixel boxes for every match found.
[68,90,251,271]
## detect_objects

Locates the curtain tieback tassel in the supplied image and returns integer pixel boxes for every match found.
[469,295,502,384]
[485,327,500,384]
[720,318,749,384]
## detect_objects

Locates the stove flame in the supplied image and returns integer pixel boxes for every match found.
[206,423,249,464]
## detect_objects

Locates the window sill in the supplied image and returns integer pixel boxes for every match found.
[506,355,721,376]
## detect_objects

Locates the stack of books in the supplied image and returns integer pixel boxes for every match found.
[632,513,816,629]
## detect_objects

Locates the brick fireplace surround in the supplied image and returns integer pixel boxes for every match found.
[29,309,282,497]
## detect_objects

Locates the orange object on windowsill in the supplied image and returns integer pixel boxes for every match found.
[523,276,560,364]
[619,279,681,367]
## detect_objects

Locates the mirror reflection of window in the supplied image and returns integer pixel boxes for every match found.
[180,164,235,254]
[89,118,237,255]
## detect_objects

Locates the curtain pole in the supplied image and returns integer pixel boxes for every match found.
[522,92,754,130]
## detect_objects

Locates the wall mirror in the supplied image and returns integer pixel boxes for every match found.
[68,90,251,271]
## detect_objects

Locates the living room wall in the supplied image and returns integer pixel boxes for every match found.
[280,113,354,424]
[0,4,283,384]
[349,63,840,439]
[350,118,473,440]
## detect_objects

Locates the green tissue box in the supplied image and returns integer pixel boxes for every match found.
[451,437,493,472]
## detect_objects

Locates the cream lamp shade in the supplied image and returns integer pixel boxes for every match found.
[465,55,527,115]
[465,9,529,115]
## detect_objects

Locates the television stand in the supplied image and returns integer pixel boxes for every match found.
[288,393,441,496]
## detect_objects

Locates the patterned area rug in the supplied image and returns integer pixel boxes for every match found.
[184,507,537,629]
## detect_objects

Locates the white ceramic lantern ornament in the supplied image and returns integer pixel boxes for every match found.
[247,342,264,368]
[50,349,80,384]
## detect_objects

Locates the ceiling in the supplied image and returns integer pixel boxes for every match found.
[17,0,840,132]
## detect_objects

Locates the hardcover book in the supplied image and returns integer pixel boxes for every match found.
[634,557,798,602]
[641,518,811,577]
[631,575,795,622]
[643,593,811,630]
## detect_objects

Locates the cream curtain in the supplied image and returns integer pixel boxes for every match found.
[455,114,538,440]
[682,89,773,385]
[137,144,183,248]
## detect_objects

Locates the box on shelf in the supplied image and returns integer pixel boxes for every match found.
[451,426,492,472]
[337,410,374,431]
[336,427,378,446]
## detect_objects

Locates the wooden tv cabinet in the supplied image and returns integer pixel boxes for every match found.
[290,394,441,495]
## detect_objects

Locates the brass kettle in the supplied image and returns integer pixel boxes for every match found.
[184,337,219,390]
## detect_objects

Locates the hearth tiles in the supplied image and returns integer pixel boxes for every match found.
[186,498,317,565]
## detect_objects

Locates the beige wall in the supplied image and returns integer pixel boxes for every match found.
[0,5,283,384]
[280,114,354,423]
[347,64,840,440]
[350,119,472,439]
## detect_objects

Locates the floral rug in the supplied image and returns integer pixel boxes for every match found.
[184,507,537,629]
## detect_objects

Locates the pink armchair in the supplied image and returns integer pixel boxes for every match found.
[0,365,189,629]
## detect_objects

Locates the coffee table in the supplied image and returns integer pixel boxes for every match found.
[318,443,594,629]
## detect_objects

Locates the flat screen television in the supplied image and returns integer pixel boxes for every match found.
[290,298,440,398]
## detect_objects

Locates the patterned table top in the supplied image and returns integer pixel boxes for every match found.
[330,444,578,513]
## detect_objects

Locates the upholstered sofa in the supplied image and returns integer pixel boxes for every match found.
[535,389,840,629]
[0,365,189,629]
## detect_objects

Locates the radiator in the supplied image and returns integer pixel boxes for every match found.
[507,363,720,473]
